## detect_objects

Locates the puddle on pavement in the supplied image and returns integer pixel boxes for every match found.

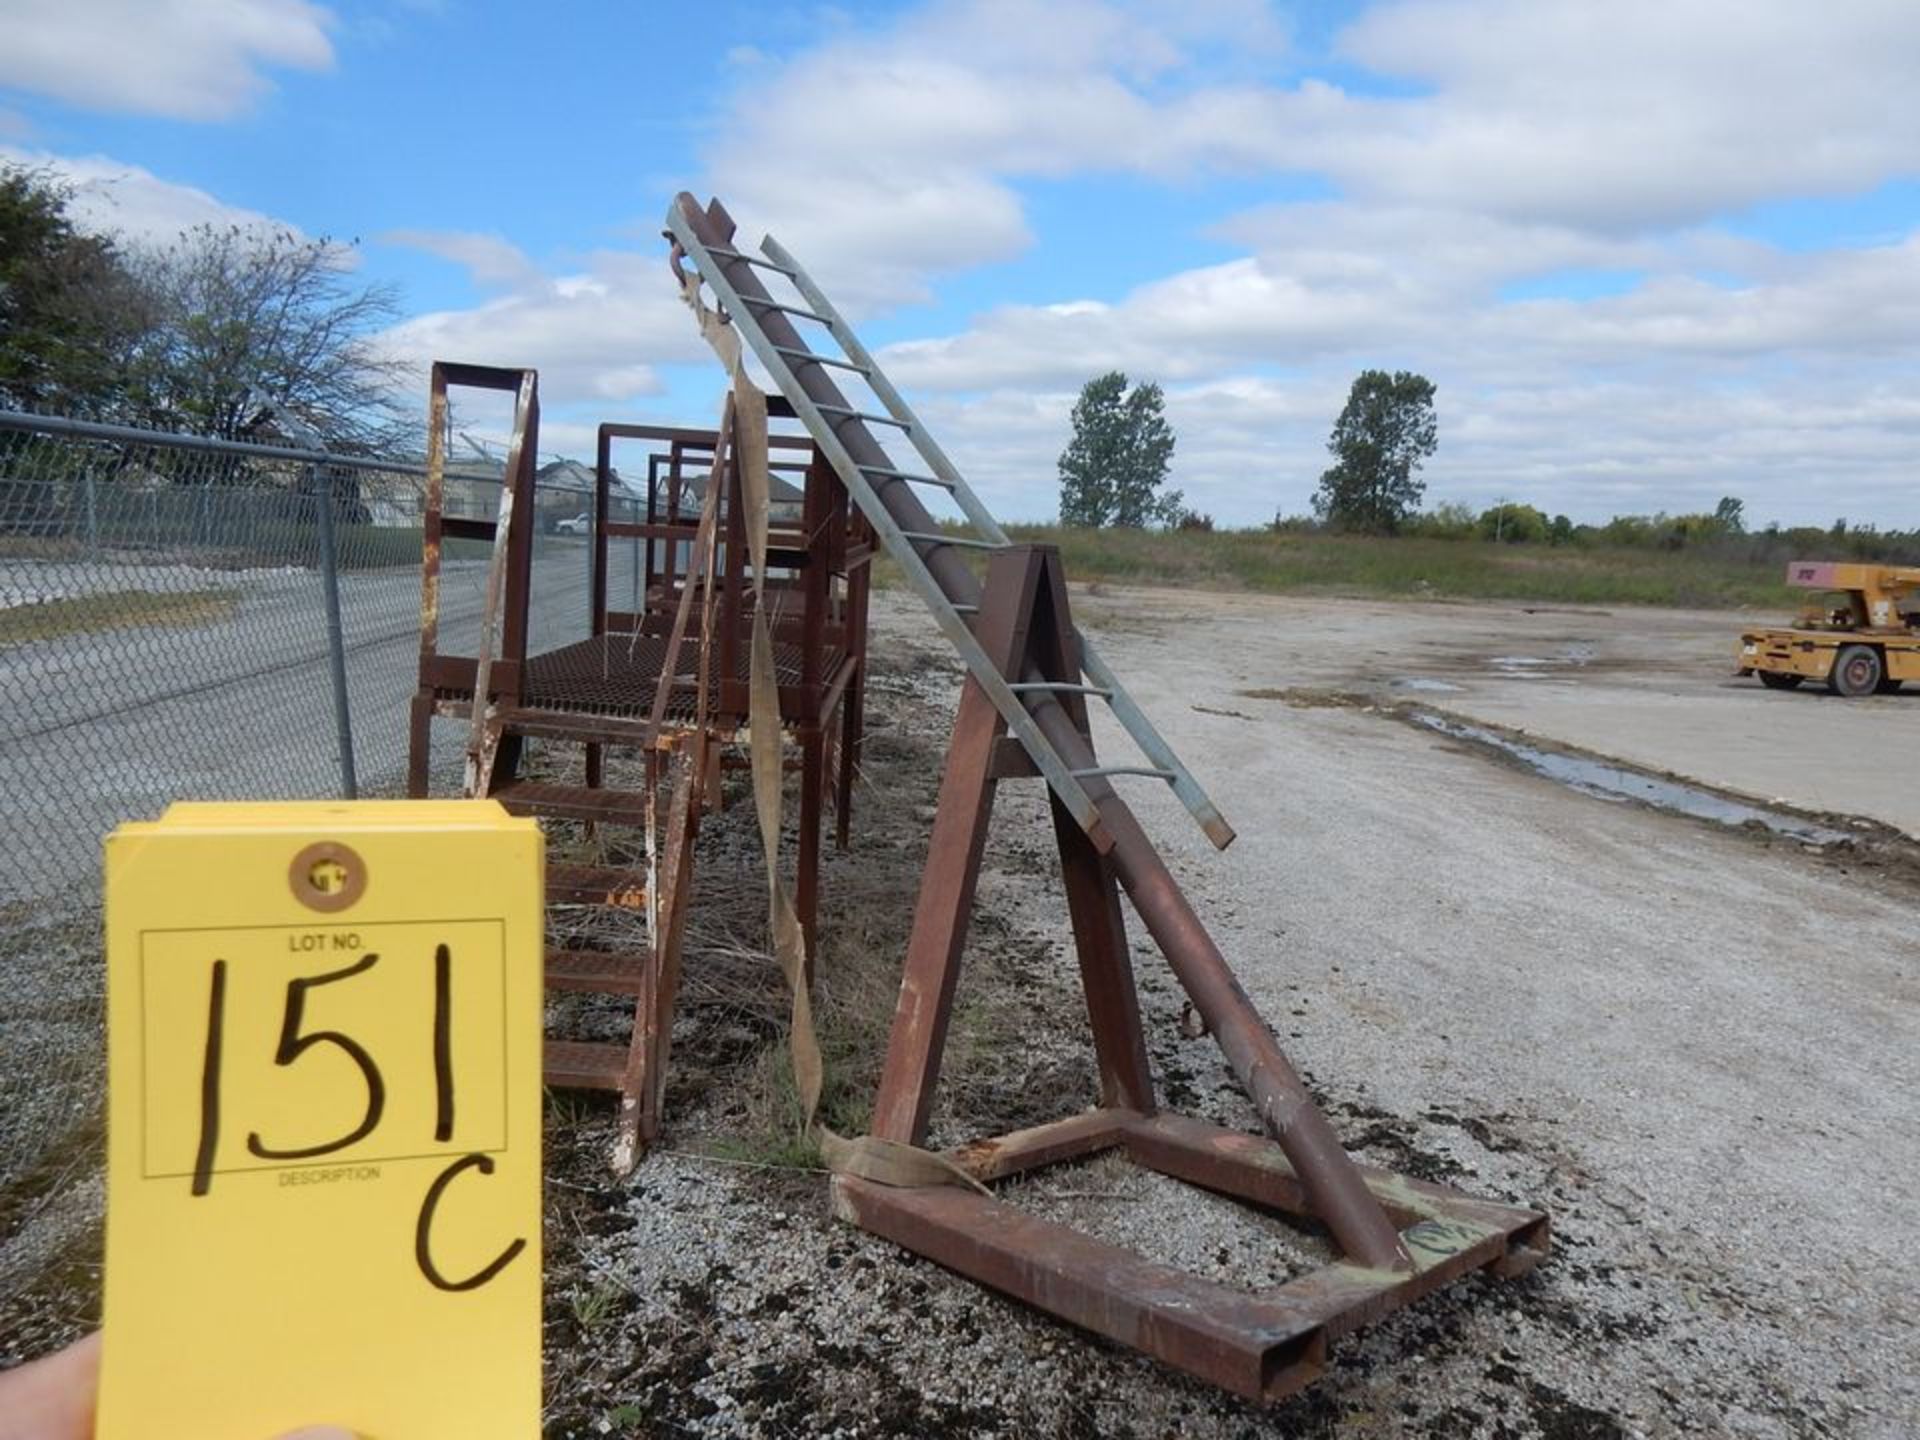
[1488,657,1554,679]
[1389,677,1464,693]
[1409,711,1852,845]
[1487,643,1597,678]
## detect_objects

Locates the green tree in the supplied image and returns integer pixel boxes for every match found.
[1408,500,1476,539]
[1058,371,1181,528]
[1479,502,1548,543]
[0,165,150,416]
[1312,369,1438,534]
[1713,495,1746,535]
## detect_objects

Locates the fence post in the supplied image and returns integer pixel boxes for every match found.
[313,466,358,799]
[83,470,99,555]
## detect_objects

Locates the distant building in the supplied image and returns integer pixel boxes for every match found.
[531,457,653,531]
[651,469,804,525]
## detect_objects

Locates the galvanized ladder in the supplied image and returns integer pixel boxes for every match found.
[664,202,1235,854]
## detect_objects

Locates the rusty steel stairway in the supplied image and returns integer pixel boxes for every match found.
[407,362,721,1167]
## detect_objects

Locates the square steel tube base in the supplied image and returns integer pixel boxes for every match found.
[831,1109,1549,1403]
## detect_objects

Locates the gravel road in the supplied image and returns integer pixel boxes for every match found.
[533,588,1917,1438]
[1065,584,1920,836]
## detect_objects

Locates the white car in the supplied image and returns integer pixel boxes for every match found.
[554,512,591,535]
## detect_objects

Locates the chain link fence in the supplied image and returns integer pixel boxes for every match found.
[0,408,628,1245]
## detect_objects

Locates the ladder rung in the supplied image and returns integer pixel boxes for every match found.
[857,464,956,491]
[900,531,1004,551]
[1008,681,1115,699]
[741,296,832,325]
[665,205,1234,852]
[817,404,912,431]
[1070,765,1176,782]
[773,345,869,374]
[704,245,797,277]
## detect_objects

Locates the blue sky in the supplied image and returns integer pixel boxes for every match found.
[5,0,1920,528]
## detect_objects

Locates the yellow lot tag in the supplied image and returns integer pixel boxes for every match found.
[99,800,544,1440]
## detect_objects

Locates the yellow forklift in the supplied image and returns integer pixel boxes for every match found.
[1737,561,1920,695]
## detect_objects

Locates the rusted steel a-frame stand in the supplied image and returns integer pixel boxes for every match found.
[837,546,1549,1399]
[665,191,1549,1403]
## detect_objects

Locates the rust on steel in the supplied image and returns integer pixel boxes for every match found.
[669,193,1548,1398]
[405,362,877,1165]
[672,194,1410,1273]
[835,1108,1547,1403]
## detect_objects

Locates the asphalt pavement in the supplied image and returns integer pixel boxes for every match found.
[0,536,643,907]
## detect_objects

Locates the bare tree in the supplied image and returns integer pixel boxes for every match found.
[126,225,407,453]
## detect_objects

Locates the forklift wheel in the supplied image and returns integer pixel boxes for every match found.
[1758,671,1804,691]
[1829,644,1883,697]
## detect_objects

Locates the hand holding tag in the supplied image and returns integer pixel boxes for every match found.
[0,1334,354,1440]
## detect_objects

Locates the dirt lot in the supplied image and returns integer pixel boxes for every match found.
[4,585,1915,1437]
[1069,585,1920,835]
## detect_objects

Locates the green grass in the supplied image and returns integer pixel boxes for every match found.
[889,525,1798,609]
[0,588,240,645]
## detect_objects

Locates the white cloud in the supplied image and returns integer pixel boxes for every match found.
[1323,0,1920,229]
[697,0,1314,309]
[693,0,1920,304]
[377,235,710,406]
[0,145,292,242]
[232,0,1920,528]
[0,0,334,121]
[883,212,1920,390]
[871,207,1920,526]
[383,230,546,291]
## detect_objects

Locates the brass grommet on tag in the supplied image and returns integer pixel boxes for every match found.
[290,841,367,913]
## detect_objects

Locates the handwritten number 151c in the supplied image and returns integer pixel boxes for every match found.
[186,944,524,1291]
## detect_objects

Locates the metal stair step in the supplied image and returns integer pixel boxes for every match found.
[496,781,651,826]
[544,1039,630,1092]
[547,862,649,910]
[546,945,650,996]
[494,707,657,746]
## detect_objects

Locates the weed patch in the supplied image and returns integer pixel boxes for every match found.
[0,588,239,645]
[873,525,1800,609]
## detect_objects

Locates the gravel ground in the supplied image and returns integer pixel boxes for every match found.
[537,591,1920,1438]
[1063,584,1920,837]
[4,585,1916,1437]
